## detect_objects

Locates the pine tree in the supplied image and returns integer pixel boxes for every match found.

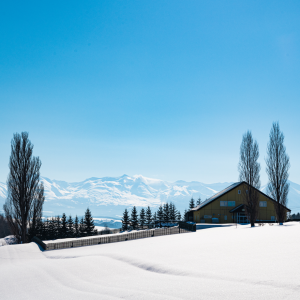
[157,205,164,227]
[184,209,188,221]
[42,219,49,240]
[169,202,176,222]
[189,197,195,210]
[48,218,56,240]
[74,216,79,237]
[196,197,202,206]
[163,203,170,224]
[139,208,146,229]
[152,212,157,227]
[122,209,130,231]
[130,206,139,230]
[55,216,61,239]
[35,218,44,239]
[67,215,74,238]
[60,213,68,238]
[84,208,95,236]
[79,217,85,236]
[176,210,181,222]
[146,206,152,228]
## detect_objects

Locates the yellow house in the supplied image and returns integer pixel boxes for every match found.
[188,182,291,224]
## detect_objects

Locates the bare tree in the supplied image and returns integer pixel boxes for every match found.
[3,132,44,243]
[266,122,290,225]
[238,131,261,227]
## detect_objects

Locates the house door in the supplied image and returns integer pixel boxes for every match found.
[237,212,248,223]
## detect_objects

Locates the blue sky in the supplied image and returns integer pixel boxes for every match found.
[0,0,299,184]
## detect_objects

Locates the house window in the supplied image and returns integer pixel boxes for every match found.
[271,216,275,221]
[259,201,267,207]
[224,215,227,220]
[228,201,235,207]
[220,201,228,206]
[238,190,241,194]
[204,215,212,219]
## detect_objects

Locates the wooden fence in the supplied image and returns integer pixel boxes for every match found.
[35,227,192,251]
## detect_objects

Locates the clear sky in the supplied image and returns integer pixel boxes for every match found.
[0,0,299,184]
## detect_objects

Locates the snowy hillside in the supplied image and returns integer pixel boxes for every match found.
[1,223,299,300]
[0,175,299,217]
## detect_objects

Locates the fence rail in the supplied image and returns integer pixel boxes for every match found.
[35,227,192,251]
[97,228,121,235]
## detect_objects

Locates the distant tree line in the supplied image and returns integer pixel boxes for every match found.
[122,202,184,231]
[290,213,300,220]
[33,208,96,241]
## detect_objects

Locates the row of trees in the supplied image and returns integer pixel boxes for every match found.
[121,202,183,231]
[238,122,290,226]
[32,208,96,241]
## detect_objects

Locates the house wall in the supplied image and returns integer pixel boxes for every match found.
[193,183,285,223]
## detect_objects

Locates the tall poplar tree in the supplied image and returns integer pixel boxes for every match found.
[238,131,261,227]
[4,132,45,243]
[266,122,290,225]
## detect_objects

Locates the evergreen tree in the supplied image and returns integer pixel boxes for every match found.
[122,209,130,231]
[163,203,170,223]
[79,217,85,236]
[130,206,139,230]
[146,206,152,228]
[55,216,61,239]
[60,213,68,238]
[169,202,176,222]
[189,197,195,210]
[139,208,146,229]
[84,208,95,236]
[67,215,74,238]
[152,212,157,227]
[74,215,79,237]
[157,205,164,227]
[44,218,50,240]
[196,197,202,206]
[35,218,44,239]
[48,218,56,240]
[184,209,188,221]
[176,210,181,222]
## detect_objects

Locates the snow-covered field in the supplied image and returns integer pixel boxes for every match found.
[1,223,299,300]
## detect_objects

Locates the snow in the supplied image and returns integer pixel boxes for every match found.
[1,222,300,299]
[1,176,300,216]
[0,235,17,246]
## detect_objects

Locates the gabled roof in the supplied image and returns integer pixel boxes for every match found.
[190,181,291,212]
[190,182,243,211]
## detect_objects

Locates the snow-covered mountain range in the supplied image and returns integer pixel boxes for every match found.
[0,175,299,218]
